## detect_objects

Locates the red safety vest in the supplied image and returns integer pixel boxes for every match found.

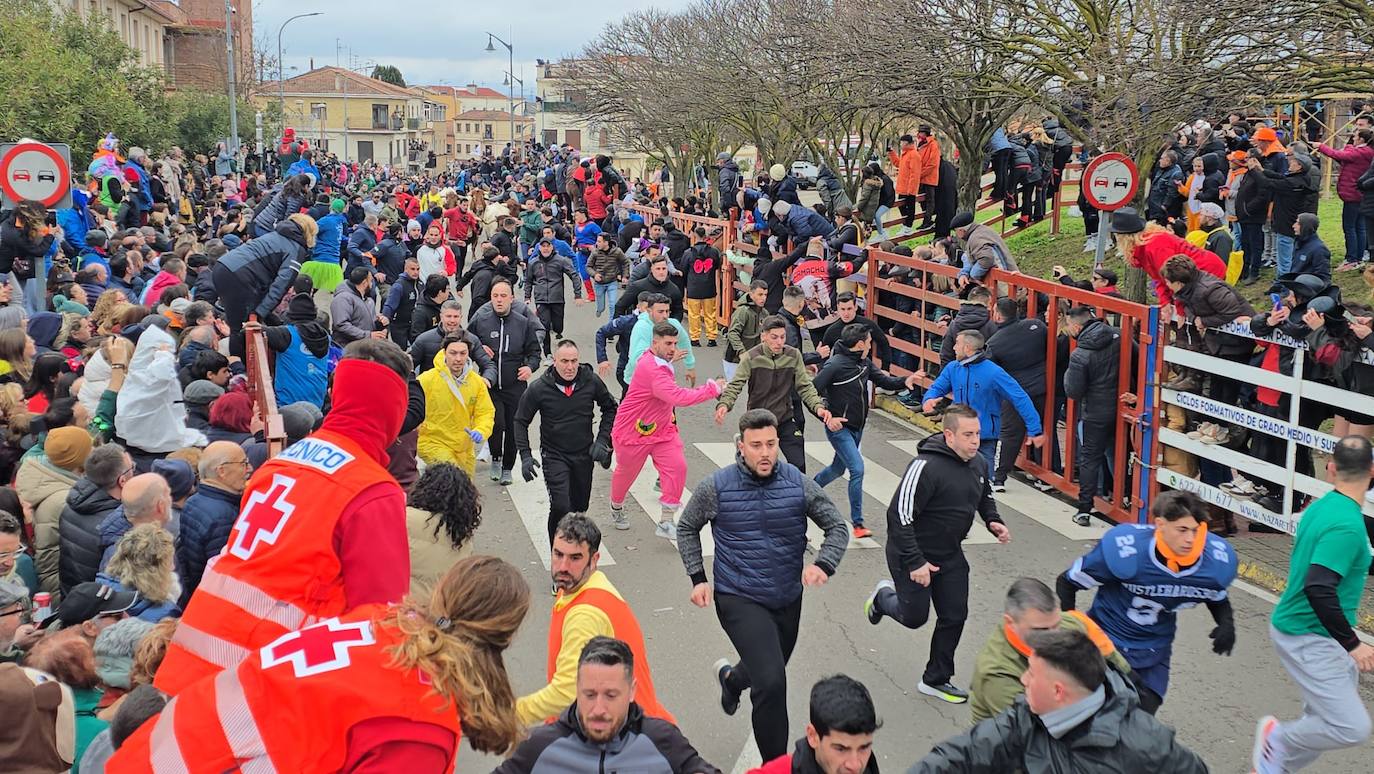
[110,605,462,773]
[548,583,675,724]
[155,430,397,696]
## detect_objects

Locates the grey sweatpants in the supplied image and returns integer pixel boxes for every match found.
[1270,623,1372,770]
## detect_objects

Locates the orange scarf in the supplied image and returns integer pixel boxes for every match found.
[1155,522,1208,572]
[1005,611,1118,658]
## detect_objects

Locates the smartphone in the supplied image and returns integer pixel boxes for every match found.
[1270,293,1283,311]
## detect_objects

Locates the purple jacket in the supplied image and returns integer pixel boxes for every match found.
[1317,143,1374,203]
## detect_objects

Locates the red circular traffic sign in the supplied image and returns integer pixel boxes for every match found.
[1081,152,1139,211]
[0,142,70,208]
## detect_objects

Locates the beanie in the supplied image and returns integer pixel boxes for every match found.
[44,427,93,472]
[94,617,155,690]
[330,198,346,213]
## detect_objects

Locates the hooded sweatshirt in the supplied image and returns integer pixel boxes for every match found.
[1263,155,1319,236]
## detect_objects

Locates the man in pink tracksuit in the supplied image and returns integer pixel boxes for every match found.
[610,320,725,541]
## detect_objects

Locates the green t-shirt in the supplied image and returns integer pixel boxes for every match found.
[1272,491,1373,637]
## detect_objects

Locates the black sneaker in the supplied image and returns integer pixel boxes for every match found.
[707,339,718,347]
[713,659,740,715]
[1072,511,1093,527]
[865,580,892,625]
[918,681,969,704]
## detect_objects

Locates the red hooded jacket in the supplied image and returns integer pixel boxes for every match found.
[1129,231,1226,310]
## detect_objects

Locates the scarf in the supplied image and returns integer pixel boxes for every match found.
[1039,684,1106,738]
[1155,521,1208,572]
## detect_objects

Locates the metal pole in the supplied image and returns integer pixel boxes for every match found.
[225,0,239,156]
[508,44,514,149]
[277,13,323,149]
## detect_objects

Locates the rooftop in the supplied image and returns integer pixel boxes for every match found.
[455,109,533,122]
[262,67,418,99]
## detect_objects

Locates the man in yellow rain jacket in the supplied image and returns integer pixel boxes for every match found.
[418,334,495,475]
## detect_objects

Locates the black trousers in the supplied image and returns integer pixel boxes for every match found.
[537,302,565,355]
[990,149,1012,201]
[876,552,970,686]
[1240,222,1265,279]
[213,262,254,358]
[919,183,937,226]
[489,385,525,469]
[543,449,593,545]
[995,392,1050,485]
[716,592,802,762]
[1078,188,1100,238]
[897,194,919,227]
[778,415,806,473]
[1076,417,1115,513]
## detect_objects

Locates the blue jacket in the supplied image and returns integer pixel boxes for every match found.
[122,161,153,211]
[527,238,576,262]
[1290,232,1331,280]
[925,353,1043,440]
[286,159,321,180]
[784,205,832,241]
[595,312,639,369]
[312,212,347,263]
[346,226,377,274]
[987,128,1014,154]
[96,507,131,573]
[176,483,242,603]
[711,460,809,609]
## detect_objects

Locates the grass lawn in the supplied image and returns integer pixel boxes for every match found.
[900,196,1370,308]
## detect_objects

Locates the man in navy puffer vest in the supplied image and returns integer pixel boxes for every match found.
[676,408,850,763]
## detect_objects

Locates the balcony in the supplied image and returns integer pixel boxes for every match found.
[541,100,586,113]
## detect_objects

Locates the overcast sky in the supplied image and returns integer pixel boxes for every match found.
[253,0,690,92]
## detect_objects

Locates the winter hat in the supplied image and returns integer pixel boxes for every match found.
[1197,202,1225,222]
[1227,150,1248,164]
[715,152,732,163]
[183,379,225,407]
[151,458,196,501]
[330,198,346,213]
[221,233,242,248]
[168,297,192,317]
[769,164,786,182]
[771,199,792,217]
[949,211,975,231]
[1252,126,1278,143]
[1091,267,1118,285]
[27,312,62,350]
[51,295,90,316]
[285,293,318,325]
[0,663,74,772]
[280,402,321,443]
[44,427,93,472]
[94,617,155,690]
[1109,207,1146,234]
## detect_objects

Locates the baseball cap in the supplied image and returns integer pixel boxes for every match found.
[0,579,27,609]
[39,582,138,630]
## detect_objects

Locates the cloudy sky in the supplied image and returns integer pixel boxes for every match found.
[253,0,690,92]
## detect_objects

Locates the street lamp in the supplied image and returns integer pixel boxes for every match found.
[278,12,324,134]
[485,32,514,149]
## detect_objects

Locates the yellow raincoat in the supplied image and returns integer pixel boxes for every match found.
[417,350,495,475]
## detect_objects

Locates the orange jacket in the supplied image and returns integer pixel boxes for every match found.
[917,138,941,186]
[888,146,922,196]
[154,430,397,696]
[111,605,463,774]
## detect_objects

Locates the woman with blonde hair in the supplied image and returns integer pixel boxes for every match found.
[90,289,132,335]
[1109,207,1226,311]
[98,523,181,623]
[107,554,531,772]
[0,327,34,384]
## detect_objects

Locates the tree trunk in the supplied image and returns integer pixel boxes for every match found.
[1122,265,1148,304]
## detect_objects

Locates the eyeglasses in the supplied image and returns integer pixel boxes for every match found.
[0,543,27,560]
[0,605,31,623]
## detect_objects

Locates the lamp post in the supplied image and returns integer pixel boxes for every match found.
[225,0,239,157]
[278,12,323,136]
[504,71,525,145]
[485,32,514,149]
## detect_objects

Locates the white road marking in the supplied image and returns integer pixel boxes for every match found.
[625,460,716,557]
[504,467,615,570]
[800,441,889,548]
[730,737,763,774]
[885,439,1107,541]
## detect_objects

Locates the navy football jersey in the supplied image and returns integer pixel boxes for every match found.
[1065,522,1238,651]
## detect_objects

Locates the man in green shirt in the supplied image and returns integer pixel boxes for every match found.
[1254,435,1374,774]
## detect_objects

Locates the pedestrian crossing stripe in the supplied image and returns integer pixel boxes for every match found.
[503,461,617,570]
[626,465,718,557]
[884,439,1108,540]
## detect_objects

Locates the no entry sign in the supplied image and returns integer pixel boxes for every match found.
[1081,152,1138,211]
[0,141,72,210]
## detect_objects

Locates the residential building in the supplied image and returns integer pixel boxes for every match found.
[258,67,446,168]
[454,110,534,158]
[536,59,648,179]
[451,84,528,114]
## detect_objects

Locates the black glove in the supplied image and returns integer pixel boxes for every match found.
[521,455,541,482]
[1209,623,1235,656]
[591,439,612,469]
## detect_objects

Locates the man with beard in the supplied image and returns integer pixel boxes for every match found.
[515,340,618,541]
[409,299,495,380]
[512,517,676,727]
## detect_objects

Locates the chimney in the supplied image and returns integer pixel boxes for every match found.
[309,57,314,70]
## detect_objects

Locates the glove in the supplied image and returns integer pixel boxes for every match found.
[591,439,612,469]
[1209,623,1235,656]
[466,429,483,444]
[521,455,541,482]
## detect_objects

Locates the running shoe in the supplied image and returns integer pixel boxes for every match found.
[865,579,893,625]
[489,459,502,482]
[918,681,969,704]
[713,659,741,716]
[1031,479,1056,493]
[610,506,631,530]
[853,525,873,539]
[1072,511,1093,527]
[499,469,513,486]
[655,520,677,542]
[1252,715,1284,774]
[990,482,1007,494]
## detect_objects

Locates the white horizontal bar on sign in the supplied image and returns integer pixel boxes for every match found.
[1301,381,1374,420]
[1156,468,1297,534]
[1291,470,1374,519]
[1161,388,1339,454]
[1162,346,1296,393]
[1157,428,1291,485]
[1211,321,1374,366]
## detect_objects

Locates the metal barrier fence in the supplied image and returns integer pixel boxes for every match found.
[1159,324,1374,533]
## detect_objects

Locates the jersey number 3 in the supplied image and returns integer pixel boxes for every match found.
[1127,596,1166,626]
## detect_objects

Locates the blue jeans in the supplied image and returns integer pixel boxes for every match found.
[594,281,619,316]
[573,249,591,281]
[872,205,891,236]
[978,438,998,475]
[815,427,865,526]
[1342,201,1368,264]
[1274,234,1295,276]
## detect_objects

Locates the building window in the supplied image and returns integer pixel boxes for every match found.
[483,124,493,140]
[371,104,389,130]
[310,103,327,121]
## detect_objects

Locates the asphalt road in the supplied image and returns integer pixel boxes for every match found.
[453,296,1373,774]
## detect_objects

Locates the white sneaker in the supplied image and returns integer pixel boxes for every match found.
[1083,237,1098,253]
[1252,715,1284,774]
[610,506,630,530]
[991,482,1007,493]
[655,520,678,542]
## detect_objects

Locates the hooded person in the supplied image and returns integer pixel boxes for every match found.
[17,425,92,595]
[0,661,77,771]
[1289,211,1332,280]
[154,338,414,697]
[209,213,317,354]
[264,289,332,408]
[418,335,496,476]
[28,312,63,354]
[113,324,209,457]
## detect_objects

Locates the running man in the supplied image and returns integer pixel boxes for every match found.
[608,322,724,541]
[677,408,849,762]
[1057,489,1238,711]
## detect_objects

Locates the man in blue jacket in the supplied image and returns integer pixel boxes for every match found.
[922,329,1045,471]
[175,441,251,606]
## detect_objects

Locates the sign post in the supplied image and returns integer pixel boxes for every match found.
[0,141,73,210]
[1081,152,1139,270]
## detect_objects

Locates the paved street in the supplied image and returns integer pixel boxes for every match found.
[455,297,1373,774]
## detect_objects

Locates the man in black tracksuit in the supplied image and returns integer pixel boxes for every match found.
[616,256,684,320]
[1062,307,1122,526]
[468,278,543,484]
[457,245,519,322]
[524,239,584,356]
[514,341,617,543]
[868,404,1011,705]
[985,297,1053,487]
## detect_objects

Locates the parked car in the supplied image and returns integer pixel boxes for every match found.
[791,160,819,189]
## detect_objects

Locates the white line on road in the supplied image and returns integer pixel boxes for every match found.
[503,472,615,569]
[730,737,763,774]
[800,441,895,548]
[625,461,716,557]
[885,439,1107,541]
